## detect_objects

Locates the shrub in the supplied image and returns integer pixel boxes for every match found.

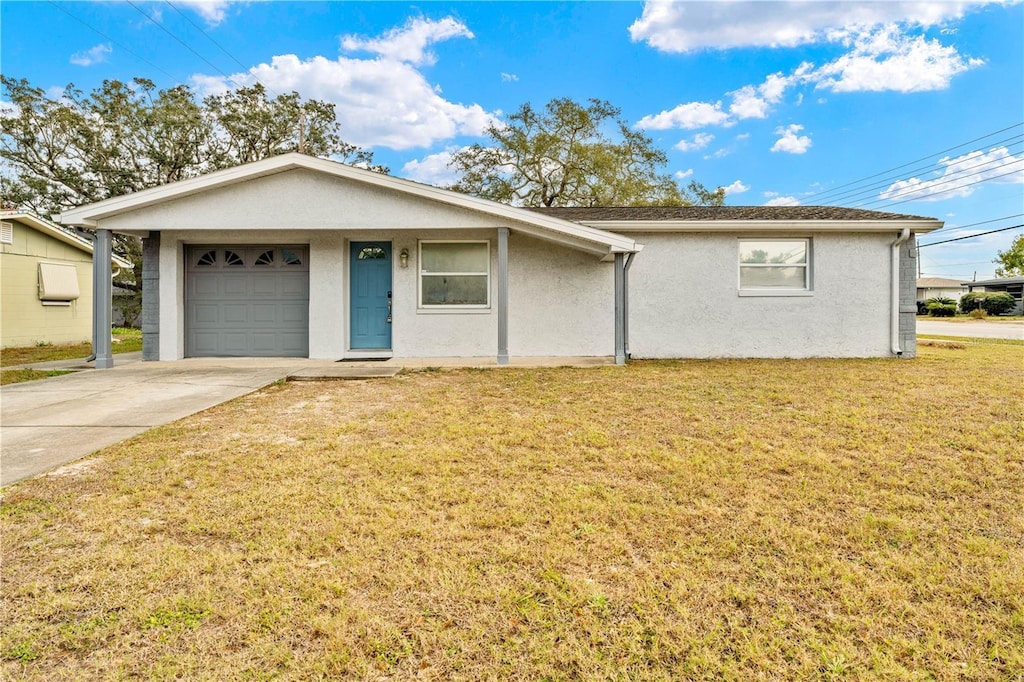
[927,296,956,306]
[961,291,1017,315]
[981,292,1016,315]
[968,308,987,319]
[926,301,957,317]
[959,292,983,313]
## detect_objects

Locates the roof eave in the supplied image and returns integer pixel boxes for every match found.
[2,212,131,266]
[574,219,945,234]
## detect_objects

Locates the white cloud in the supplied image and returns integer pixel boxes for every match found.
[814,25,984,92]
[880,146,1024,202]
[641,70,798,133]
[501,72,519,82]
[629,1,1003,53]
[176,1,233,27]
[764,196,801,207]
[771,124,812,154]
[675,132,714,152]
[70,43,112,67]
[723,180,750,195]
[674,168,694,180]
[400,148,467,186]
[703,148,732,160]
[341,17,473,66]
[636,101,730,130]
[192,18,495,150]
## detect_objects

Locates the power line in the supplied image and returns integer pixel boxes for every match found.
[854,156,1024,208]
[865,166,1024,209]
[918,224,1023,248]
[822,136,1023,206]
[929,213,1024,235]
[161,1,282,99]
[46,1,180,83]
[802,121,1024,204]
[125,0,248,91]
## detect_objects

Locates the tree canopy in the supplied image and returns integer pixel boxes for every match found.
[1,75,383,309]
[448,97,724,208]
[0,76,384,218]
[993,233,1024,278]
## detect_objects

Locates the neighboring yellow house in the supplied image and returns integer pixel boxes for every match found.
[0,211,131,348]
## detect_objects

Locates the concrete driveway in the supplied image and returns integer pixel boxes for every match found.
[0,356,399,486]
[917,319,1024,340]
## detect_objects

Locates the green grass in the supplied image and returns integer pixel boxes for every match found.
[1,345,1022,680]
[0,328,142,367]
[0,369,76,386]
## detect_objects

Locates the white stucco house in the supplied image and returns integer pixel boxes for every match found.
[56,153,942,365]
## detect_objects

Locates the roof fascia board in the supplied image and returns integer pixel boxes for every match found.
[55,153,637,254]
[3,213,131,266]
[578,219,944,234]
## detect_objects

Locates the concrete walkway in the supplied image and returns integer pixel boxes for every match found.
[917,319,1024,340]
[1,354,613,486]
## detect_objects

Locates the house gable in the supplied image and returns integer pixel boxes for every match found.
[56,154,636,258]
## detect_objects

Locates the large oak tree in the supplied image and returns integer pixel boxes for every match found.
[448,97,724,207]
[1,76,383,320]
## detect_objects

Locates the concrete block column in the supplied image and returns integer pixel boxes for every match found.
[898,237,918,358]
[141,232,160,361]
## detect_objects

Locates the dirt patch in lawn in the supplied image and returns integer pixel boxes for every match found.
[2,346,1022,679]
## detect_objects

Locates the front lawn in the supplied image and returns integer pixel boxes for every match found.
[0,327,142,368]
[2,345,1022,679]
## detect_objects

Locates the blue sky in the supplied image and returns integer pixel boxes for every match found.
[2,0,1022,280]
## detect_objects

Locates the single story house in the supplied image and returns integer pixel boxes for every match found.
[56,153,942,365]
[916,277,968,313]
[0,211,132,348]
[963,276,1024,315]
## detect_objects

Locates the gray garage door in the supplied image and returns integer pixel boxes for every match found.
[186,246,309,357]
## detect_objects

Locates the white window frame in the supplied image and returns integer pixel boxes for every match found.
[418,240,491,309]
[737,238,813,297]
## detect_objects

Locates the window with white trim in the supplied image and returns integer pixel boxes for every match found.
[419,241,490,307]
[738,239,811,292]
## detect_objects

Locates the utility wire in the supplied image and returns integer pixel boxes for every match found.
[918,224,1023,248]
[929,213,1024,234]
[162,1,283,98]
[853,155,1024,208]
[801,121,1024,205]
[862,166,1024,210]
[820,135,1023,206]
[46,1,180,82]
[125,0,249,91]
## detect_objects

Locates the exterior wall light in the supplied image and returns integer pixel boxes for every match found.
[400,248,409,268]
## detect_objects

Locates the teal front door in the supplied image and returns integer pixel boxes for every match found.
[350,242,392,349]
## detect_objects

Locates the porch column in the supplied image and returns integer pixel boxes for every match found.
[92,228,114,369]
[497,226,509,365]
[614,252,625,365]
[623,252,635,360]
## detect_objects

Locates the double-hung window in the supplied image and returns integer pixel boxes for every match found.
[419,241,490,307]
[738,239,811,294]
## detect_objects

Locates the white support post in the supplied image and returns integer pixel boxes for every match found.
[614,252,625,365]
[92,229,114,369]
[497,227,509,365]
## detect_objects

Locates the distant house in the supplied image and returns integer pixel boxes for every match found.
[963,277,1024,315]
[56,153,944,363]
[0,212,131,348]
[916,277,967,312]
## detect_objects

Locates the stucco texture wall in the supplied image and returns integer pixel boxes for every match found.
[156,228,614,360]
[627,232,894,358]
[1,221,93,348]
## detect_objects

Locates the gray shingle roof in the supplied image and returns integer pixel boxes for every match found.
[527,206,935,222]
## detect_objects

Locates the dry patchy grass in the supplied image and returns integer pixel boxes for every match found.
[2,345,1022,680]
